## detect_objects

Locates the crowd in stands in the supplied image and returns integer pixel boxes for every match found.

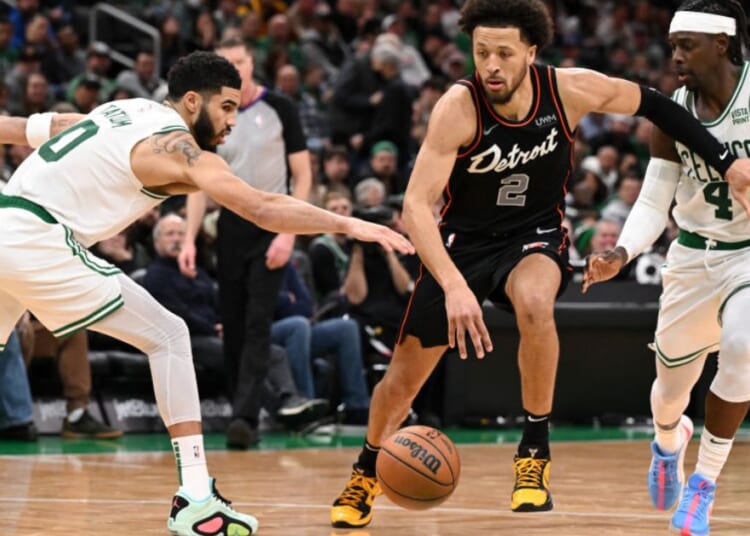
[0,0,687,439]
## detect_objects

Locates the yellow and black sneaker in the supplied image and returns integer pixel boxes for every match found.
[511,451,553,512]
[330,465,381,528]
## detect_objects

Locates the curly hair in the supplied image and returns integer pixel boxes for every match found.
[676,0,749,66]
[166,51,241,101]
[459,0,554,50]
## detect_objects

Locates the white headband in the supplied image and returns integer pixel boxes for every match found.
[669,11,737,36]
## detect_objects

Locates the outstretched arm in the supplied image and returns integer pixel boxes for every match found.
[557,69,744,184]
[583,126,681,292]
[0,113,85,146]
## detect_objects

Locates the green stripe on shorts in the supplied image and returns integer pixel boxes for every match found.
[655,341,717,369]
[52,295,124,338]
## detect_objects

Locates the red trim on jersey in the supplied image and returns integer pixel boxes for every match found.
[456,79,483,159]
[477,65,541,128]
[547,66,575,142]
[397,261,427,346]
[556,142,576,255]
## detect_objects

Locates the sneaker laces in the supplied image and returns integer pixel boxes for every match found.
[335,472,377,508]
[515,457,546,488]
[210,481,232,507]
[685,481,713,518]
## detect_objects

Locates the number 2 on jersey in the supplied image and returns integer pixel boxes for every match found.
[496,173,529,207]
[703,182,732,220]
[38,119,99,162]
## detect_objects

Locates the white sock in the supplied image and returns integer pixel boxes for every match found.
[172,434,211,500]
[695,428,733,483]
[654,417,686,454]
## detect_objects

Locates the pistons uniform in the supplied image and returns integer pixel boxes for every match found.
[400,65,575,347]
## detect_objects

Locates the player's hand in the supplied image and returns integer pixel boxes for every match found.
[345,218,415,255]
[582,246,628,293]
[444,281,492,360]
[725,160,750,217]
[178,240,197,279]
[266,233,295,270]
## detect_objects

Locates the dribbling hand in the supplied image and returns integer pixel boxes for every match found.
[444,282,493,359]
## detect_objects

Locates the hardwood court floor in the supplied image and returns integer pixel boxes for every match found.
[1,433,749,536]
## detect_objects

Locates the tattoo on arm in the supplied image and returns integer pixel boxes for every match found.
[149,131,202,166]
[50,115,84,134]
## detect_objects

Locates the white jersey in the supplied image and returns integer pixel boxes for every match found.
[672,61,750,242]
[3,98,188,247]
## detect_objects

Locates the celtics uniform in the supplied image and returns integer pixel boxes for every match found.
[655,62,750,366]
[0,98,187,349]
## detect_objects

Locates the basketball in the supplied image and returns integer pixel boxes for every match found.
[376,425,461,510]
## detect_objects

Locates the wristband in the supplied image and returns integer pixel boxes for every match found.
[26,112,56,148]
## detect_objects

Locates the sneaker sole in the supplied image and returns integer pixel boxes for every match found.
[511,498,553,512]
[331,516,373,529]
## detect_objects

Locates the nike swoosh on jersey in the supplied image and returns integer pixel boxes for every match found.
[483,123,499,135]
[536,227,557,234]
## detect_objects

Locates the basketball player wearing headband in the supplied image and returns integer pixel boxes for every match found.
[586,1,750,533]
[331,0,750,529]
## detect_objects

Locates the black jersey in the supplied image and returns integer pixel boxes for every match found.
[442,65,575,236]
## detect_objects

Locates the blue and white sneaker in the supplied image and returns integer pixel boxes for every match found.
[648,415,694,510]
[670,473,715,536]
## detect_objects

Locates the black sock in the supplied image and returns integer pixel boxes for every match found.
[519,410,550,458]
[356,439,380,475]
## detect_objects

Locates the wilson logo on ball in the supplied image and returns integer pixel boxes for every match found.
[393,435,442,474]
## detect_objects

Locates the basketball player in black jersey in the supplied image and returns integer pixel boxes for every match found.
[331,0,750,527]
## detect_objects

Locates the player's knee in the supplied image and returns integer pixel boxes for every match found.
[712,335,750,401]
[514,293,554,328]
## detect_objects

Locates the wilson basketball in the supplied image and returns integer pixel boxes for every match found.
[376,425,461,510]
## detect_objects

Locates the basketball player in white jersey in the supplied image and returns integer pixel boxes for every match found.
[0,51,412,536]
[585,2,750,534]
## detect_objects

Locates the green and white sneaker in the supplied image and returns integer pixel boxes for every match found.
[168,478,258,536]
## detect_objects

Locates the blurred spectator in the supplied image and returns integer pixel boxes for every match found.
[115,50,167,101]
[378,21,430,88]
[343,205,412,359]
[5,45,41,106]
[354,177,386,208]
[144,214,327,436]
[275,63,329,152]
[69,74,101,113]
[354,140,405,196]
[412,76,446,146]
[188,10,219,53]
[27,318,123,439]
[0,328,36,441]
[565,167,608,229]
[319,144,352,191]
[309,190,352,302]
[350,40,415,172]
[92,229,151,275]
[600,172,643,226]
[271,262,370,424]
[299,2,350,83]
[0,17,17,81]
[589,113,638,155]
[159,14,188,77]
[580,145,620,192]
[66,42,116,104]
[9,71,51,116]
[53,24,85,87]
[327,40,384,148]
[255,14,304,79]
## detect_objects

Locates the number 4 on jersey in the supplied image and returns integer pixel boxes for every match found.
[703,182,732,220]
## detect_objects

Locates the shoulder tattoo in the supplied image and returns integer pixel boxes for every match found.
[150,131,202,166]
